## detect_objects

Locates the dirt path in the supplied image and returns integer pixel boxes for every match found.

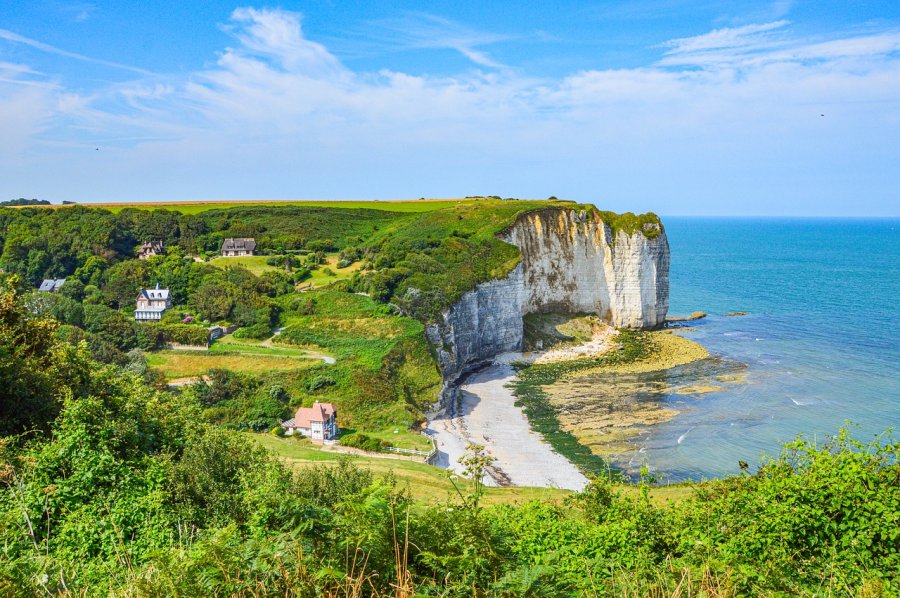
[260,328,337,364]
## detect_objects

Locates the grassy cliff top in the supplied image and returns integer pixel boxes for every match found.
[0,198,662,322]
[26,196,661,232]
[64,198,473,215]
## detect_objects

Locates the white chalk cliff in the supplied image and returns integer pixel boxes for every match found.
[426,208,669,382]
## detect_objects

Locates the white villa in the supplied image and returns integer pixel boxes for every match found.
[220,238,256,257]
[281,401,338,442]
[134,283,171,321]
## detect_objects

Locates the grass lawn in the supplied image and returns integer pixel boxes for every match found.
[298,254,364,288]
[254,434,694,506]
[148,350,318,379]
[365,427,433,452]
[207,255,279,276]
[207,253,359,287]
[209,336,317,357]
[74,199,476,215]
[254,434,573,505]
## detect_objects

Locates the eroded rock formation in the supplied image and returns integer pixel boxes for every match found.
[426,208,670,386]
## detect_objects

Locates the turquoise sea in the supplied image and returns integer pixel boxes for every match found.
[635,218,900,481]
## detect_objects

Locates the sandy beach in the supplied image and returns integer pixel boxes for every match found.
[427,357,588,491]
[426,328,714,489]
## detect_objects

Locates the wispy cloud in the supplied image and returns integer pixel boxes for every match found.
[62,2,95,23]
[365,13,511,68]
[768,0,794,20]
[661,20,790,59]
[659,20,900,68]
[1,7,899,213]
[222,8,347,77]
[0,28,151,75]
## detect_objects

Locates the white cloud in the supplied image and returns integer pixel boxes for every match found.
[660,20,900,68]
[225,8,347,77]
[364,13,510,68]
[0,64,58,162]
[660,20,792,66]
[664,20,790,54]
[1,7,899,213]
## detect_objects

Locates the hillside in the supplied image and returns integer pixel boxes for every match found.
[0,200,895,595]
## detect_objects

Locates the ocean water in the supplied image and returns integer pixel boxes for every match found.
[631,217,900,481]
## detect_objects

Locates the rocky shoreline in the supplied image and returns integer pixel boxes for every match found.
[427,359,589,490]
[427,327,721,487]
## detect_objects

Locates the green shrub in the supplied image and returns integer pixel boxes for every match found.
[233,322,271,340]
[306,375,335,391]
[340,433,386,452]
[143,322,209,346]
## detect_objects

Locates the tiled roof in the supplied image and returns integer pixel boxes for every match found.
[221,238,256,251]
[292,401,336,428]
[38,279,66,292]
[138,283,170,301]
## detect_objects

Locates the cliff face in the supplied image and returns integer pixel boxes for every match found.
[426,208,670,384]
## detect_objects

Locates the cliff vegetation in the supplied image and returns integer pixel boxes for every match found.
[0,203,895,595]
[0,290,895,594]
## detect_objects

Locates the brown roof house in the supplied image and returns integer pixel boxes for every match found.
[281,401,337,442]
[134,283,171,321]
[137,241,164,259]
[221,238,256,257]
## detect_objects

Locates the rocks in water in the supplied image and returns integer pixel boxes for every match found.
[724,311,750,317]
[666,311,706,322]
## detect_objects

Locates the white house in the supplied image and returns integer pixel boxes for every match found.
[220,238,256,257]
[281,401,338,442]
[134,283,172,321]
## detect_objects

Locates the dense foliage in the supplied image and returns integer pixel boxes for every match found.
[2,360,896,596]
[275,290,442,431]
[0,220,896,596]
[0,198,50,206]
[0,200,661,322]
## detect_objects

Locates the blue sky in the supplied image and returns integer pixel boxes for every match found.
[1,1,899,215]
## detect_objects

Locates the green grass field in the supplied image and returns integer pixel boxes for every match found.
[304,254,363,287]
[254,434,693,506]
[73,199,477,214]
[208,338,316,357]
[207,255,280,275]
[208,253,361,286]
[254,434,573,505]
[148,350,318,379]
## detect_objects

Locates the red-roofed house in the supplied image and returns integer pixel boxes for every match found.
[281,401,337,441]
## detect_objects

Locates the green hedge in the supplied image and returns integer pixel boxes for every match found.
[141,322,209,346]
[233,323,271,340]
[339,433,387,452]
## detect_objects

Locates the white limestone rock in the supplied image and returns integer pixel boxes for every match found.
[430,208,670,383]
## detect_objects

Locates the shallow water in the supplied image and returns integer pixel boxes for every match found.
[600,217,900,481]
